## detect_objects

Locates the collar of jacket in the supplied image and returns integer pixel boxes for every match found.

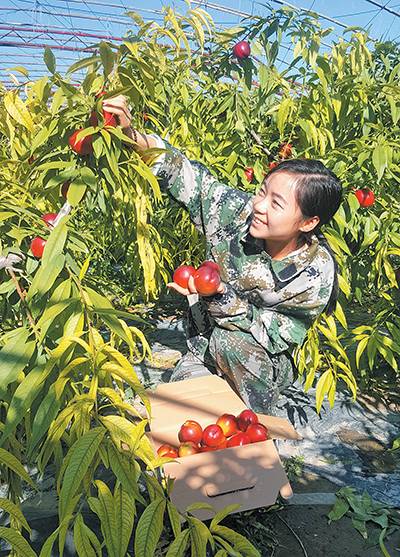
[240,227,320,283]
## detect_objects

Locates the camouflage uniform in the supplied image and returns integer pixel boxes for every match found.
[151,137,335,415]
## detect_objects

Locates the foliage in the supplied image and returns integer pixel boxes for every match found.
[328,487,400,555]
[0,210,260,553]
[283,455,305,483]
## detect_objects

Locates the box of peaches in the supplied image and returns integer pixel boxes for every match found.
[147,375,302,520]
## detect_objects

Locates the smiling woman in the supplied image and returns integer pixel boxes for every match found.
[104,94,343,418]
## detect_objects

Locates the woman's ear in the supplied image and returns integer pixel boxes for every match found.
[299,215,320,233]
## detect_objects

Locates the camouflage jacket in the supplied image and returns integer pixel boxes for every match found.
[151,136,335,366]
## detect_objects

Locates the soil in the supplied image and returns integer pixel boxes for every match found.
[268,473,400,557]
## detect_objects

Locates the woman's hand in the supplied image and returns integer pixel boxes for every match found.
[103,95,157,151]
[167,275,225,297]
[102,95,132,130]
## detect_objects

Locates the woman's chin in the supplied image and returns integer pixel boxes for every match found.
[249,224,264,238]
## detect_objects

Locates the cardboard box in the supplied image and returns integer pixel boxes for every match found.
[148,375,301,520]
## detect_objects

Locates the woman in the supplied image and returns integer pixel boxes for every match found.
[103,95,342,418]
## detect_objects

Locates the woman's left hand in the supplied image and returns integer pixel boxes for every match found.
[167,275,225,297]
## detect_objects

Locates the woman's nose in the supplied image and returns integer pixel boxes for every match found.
[253,197,268,213]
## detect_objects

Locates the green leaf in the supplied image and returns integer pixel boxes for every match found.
[376,337,398,371]
[80,166,97,188]
[390,437,400,452]
[107,442,145,505]
[298,118,319,150]
[1,361,53,445]
[85,287,137,351]
[0,498,31,533]
[324,230,351,256]
[100,415,148,454]
[50,87,65,115]
[0,279,14,295]
[88,481,135,557]
[188,517,211,557]
[37,298,74,341]
[0,327,35,393]
[44,47,56,74]
[134,498,166,557]
[27,254,65,301]
[0,527,36,557]
[73,514,102,557]
[66,178,87,207]
[276,98,293,136]
[59,428,105,520]
[36,160,75,172]
[334,301,347,330]
[165,529,190,557]
[371,514,389,529]
[338,373,357,400]
[27,384,62,460]
[0,448,36,489]
[30,124,53,152]
[328,497,350,522]
[167,501,182,538]
[67,56,101,75]
[351,517,368,538]
[372,144,389,182]
[210,504,241,529]
[186,502,214,514]
[211,525,260,556]
[6,66,29,77]
[99,42,115,77]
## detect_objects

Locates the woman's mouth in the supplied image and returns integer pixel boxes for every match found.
[252,215,266,226]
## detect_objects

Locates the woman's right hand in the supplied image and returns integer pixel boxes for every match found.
[167,275,225,297]
[102,95,132,131]
[103,95,157,151]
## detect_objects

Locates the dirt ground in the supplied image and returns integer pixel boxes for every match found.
[268,473,400,557]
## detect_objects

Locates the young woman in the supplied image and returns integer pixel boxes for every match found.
[103,96,342,417]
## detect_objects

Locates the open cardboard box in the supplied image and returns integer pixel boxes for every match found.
[148,375,302,520]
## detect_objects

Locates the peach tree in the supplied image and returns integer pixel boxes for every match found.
[0,7,263,556]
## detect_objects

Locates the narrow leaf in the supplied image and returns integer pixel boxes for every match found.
[59,428,105,520]
[134,498,166,557]
[0,526,36,557]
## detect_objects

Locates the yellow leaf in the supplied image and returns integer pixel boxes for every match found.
[356,336,369,368]
[4,92,34,132]
[315,370,333,413]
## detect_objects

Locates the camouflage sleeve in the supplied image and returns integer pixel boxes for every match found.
[207,275,330,354]
[151,136,250,237]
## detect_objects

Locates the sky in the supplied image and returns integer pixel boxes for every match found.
[1,0,399,88]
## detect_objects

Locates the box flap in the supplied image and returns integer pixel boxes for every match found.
[149,375,231,407]
[257,414,302,441]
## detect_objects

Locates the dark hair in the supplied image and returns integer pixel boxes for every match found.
[267,159,343,316]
